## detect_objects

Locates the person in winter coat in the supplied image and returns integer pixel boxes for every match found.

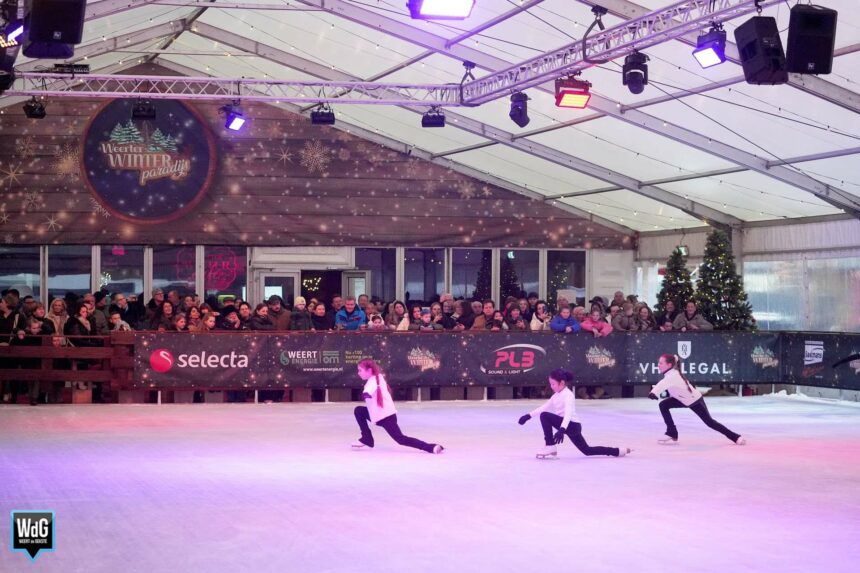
[505,306,529,332]
[411,308,443,331]
[386,301,409,331]
[611,302,638,332]
[530,300,553,332]
[550,306,581,334]
[581,309,614,338]
[635,305,656,331]
[267,295,292,331]
[288,297,313,331]
[311,302,335,331]
[673,301,714,332]
[335,297,367,331]
[452,300,476,331]
[30,303,56,335]
[11,318,46,405]
[656,300,680,332]
[249,304,276,331]
[46,298,69,336]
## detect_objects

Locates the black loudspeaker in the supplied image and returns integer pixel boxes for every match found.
[25,0,87,44]
[734,16,787,85]
[786,4,838,74]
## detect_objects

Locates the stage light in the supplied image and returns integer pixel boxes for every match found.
[407,0,475,20]
[131,99,156,121]
[221,102,246,131]
[421,107,445,128]
[310,104,335,125]
[508,92,529,128]
[22,97,46,119]
[554,77,591,109]
[693,24,727,68]
[622,51,649,94]
[3,24,23,45]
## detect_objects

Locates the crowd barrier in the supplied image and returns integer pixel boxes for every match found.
[1,332,858,398]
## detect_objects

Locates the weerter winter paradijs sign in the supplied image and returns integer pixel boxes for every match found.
[81,99,216,224]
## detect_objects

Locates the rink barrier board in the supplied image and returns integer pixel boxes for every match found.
[131,331,860,391]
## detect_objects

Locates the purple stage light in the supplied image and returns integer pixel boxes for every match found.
[693,26,727,69]
[407,0,475,20]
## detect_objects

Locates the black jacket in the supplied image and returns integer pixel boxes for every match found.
[290,311,313,331]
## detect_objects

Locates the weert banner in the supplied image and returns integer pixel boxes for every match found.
[129,331,825,390]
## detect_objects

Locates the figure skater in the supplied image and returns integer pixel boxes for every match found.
[651,353,746,445]
[518,368,631,459]
[351,359,444,454]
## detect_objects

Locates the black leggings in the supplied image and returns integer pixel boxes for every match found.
[660,397,741,442]
[540,412,619,457]
[354,406,436,453]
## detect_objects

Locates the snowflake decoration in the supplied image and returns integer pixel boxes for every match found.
[53,142,80,178]
[99,272,112,289]
[299,140,330,175]
[423,180,437,195]
[16,136,37,159]
[90,197,110,218]
[277,147,293,165]
[457,182,476,199]
[23,190,43,211]
[1,163,24,188]
[481,185,493,197]
[44,215,62,231]
[0,210,8,225]
[337,148,351,161]
[3,234,12,244]
[403,159,421,178]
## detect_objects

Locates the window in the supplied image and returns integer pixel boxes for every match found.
[153,246,196,300]
[0,246,40,301]
[100,245,144,296]
[546,250,586,310]
[404,248,444,304]
[805,257,860,333]
[355,248,396,302]
[499,249,539,301]
[744,260,804,331]
[204,246,247,304]
[452,249,490,300]
[47,246,91,299]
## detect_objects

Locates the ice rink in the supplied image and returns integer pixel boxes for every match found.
[1,395,859,572]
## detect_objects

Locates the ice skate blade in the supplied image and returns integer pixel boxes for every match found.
[535,453,558,459]
[658,440,678,446]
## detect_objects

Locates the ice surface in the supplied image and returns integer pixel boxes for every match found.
[1,396,859,573]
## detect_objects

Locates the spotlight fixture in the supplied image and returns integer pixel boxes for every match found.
[131,99,156,121]
[310,104,335,125]
[407,0,475,20]
[22,97,46,119]
[554,77,591,109]
[693,23,727,68]
[508,92,530,128]
[622,51,649,94]
[421,106,445,128]
[220,101,246,131]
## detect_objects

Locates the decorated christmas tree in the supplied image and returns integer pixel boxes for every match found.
[473,250,491,300]
[499,252,522,301]
[547,259,570,312]
[655,246,695,317]
[109,121,144,144]
[694,229,756,331]
[149,128,178,152]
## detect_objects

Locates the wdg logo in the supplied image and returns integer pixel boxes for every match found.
[11,510,55,561]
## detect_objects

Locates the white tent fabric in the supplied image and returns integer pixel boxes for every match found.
[5,0,859,232]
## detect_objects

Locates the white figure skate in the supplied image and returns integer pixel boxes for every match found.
[351,440,369,449]
[658,436,679,445]
[735,436,747,446]
[618,447,633,457]
[536,446,558,459]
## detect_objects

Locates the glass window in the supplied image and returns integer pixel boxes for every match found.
[0,246,41,301]
[743,260,804,331]
[547,250,586,310]
[806,257,860,333]
[48,246,92,299]
[355,248,396,302]
[99,245,144,297]
[404,248,444,304]
[452,249,491,301]
[499,249,539,301]
[153,246,197,301]
[204,246,247,304]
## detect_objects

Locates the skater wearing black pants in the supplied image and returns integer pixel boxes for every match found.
[351,359,444,454]
[518,368,631,459]
[651,353,746,445]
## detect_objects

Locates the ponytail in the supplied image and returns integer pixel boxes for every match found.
[358,358,389,407]
[660,353,695,393]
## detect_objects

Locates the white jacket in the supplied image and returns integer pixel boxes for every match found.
[651,368,703,406]
[530,386,579,428]
[363,374,397,423]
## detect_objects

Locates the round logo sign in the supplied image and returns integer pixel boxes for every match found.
[150,349,175,373]
[81,99,217,224]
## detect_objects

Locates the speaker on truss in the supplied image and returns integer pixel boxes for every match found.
[733,16,787,85]
[21,0,85,59]
[785,4,838,75]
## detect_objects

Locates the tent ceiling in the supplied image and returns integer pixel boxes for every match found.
[2,0,859,232]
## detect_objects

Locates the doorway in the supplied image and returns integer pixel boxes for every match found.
[259,272,300,307]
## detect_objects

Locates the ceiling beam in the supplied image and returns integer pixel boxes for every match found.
[151,58,635,235]
[191,22,739,228]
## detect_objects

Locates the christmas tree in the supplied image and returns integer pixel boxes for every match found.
[547,259,570,312]
[109,121,144,144]
[473,250,491,300]
[500,252,522,301]
[694,229,756,331]
[149,129,178,152]
[655,247,695,317]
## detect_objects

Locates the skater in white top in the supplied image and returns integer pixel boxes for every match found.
[651,353,746,445]
[518,368,631,459]
[351,359,444,454]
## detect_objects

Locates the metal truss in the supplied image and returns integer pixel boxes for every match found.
[460,0,780,104]
[6,72,462,106]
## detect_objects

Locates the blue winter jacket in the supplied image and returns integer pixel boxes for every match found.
[335,307,367,331]
[550,315,581,333]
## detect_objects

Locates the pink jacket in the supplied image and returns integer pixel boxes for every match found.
[580,317,613,336]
